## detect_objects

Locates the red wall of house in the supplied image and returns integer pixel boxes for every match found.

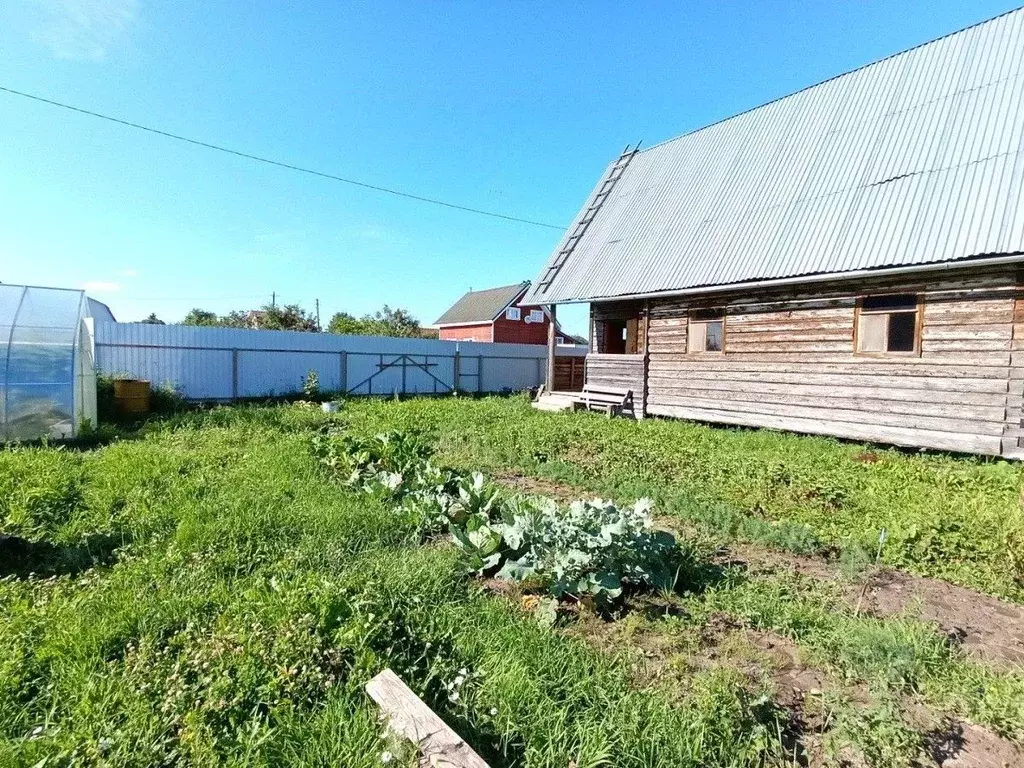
[492,308,550,345]
[439,323,493,342]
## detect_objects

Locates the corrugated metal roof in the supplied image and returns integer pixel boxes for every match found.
[524,7,1024,305]
[433,282,529,325]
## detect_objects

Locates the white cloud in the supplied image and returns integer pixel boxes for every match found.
[83,280,120,293]
[30,0,138,62]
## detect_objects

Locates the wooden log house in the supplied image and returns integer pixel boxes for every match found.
[527,8,1024,458]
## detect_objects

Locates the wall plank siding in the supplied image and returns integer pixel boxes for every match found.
[1003,271,1024,455]
[596,266,1024,456]
[585,354,645,416]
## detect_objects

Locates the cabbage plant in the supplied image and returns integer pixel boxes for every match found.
[314,428,687,609]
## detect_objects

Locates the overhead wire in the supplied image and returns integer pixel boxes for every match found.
[0,85,566,231]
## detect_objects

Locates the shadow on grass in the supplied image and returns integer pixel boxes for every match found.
[0,531,130,578]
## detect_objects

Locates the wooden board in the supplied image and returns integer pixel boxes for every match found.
[366,669,490,768]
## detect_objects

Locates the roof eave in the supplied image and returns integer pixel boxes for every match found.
[535,253,1024,305]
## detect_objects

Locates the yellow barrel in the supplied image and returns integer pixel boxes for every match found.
[114,379,151,415]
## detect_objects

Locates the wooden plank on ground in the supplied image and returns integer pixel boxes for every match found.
[366,669,490,768]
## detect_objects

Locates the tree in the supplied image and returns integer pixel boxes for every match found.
[327,305,421,338]
[257,303,319,332]
[326,311,364,336]
[371,305,421,337]
[182,308,221,327]
[139,313,165,325]
[180,304,319,332]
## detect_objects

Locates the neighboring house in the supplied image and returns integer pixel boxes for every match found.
[433,281,580,346]
[525,8,1024,458]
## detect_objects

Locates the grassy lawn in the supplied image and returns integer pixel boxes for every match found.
[1,397,1023,766]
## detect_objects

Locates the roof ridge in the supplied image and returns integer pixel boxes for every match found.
[639,4,1024,155]
[465,280,529,295]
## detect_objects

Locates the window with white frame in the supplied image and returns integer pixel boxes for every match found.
[528,309,544,323]
[856,294,920,354]
[505,307,521,321]
[687,308,725,353]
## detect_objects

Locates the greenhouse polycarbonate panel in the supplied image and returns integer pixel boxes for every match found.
[0,285,88,441]
[524,7,1024,304]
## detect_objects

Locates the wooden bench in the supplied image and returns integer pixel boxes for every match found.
[572,385,633,418]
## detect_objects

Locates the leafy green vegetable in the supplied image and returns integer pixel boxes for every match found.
[314,427,688,609]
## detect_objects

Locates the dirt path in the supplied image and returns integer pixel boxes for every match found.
[491,470,1024,670]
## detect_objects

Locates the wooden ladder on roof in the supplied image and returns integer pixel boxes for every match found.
[536,143,641,295]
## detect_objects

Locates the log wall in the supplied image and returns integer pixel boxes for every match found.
[591,266,1024,456]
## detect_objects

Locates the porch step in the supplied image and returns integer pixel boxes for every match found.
[531,392,577,412]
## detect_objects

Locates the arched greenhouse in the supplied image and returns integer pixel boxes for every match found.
[0,285,97,441]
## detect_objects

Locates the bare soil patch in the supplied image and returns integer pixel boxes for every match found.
[491,470,582,502]
[934,721,1023,768]
[908,704,1024,768]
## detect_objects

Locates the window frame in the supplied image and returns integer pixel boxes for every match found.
[505,307,521,322]
[687,308,726,355]
[527,308,545,323]
[853,293,923,357]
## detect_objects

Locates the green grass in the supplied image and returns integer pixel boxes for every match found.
[0,409,794,767]
[3,398,1024,765]
[338,395,1024,601]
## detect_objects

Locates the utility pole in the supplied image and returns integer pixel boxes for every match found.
[271,291,276,309]
[315,298,321,331]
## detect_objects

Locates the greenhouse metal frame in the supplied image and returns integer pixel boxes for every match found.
[0,284,97,441]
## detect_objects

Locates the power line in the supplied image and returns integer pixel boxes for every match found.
[0,85,566,231]
[118,294,269,302]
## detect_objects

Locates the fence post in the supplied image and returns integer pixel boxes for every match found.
[535,356,541,387]
[453,351,461,393]
[339,350,348,394]
[477,356,484,394]
[231,349,239,401]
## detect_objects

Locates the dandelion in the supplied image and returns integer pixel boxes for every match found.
[380,751,394,764]
[448,690,460,702]
[489,707,498,716]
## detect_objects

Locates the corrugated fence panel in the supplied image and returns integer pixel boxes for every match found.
[90,322,584,400]
[238,350,343,398]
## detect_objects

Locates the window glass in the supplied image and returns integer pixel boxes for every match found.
[505,307,521,321]
[862,294,917,312]
[888,312,917,352]
[528,309,544,322]
[705,320,723,352]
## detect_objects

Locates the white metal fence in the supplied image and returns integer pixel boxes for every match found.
[87,321,585,401]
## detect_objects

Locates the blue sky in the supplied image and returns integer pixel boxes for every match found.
[0,1,1018,335]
